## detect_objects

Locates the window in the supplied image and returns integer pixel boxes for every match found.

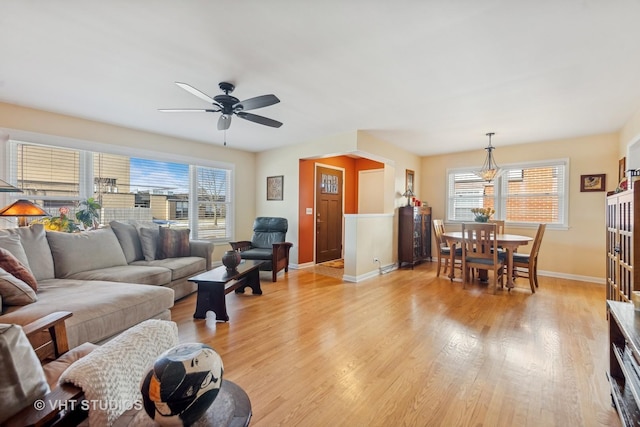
[447,159,568,228]
[8,140,233,241]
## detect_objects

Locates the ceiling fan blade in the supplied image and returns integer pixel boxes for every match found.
[158,108,219,113]
[236,94,280,111]
[237,112,283,128]
[218,114,232,130]
[175,82,215,104]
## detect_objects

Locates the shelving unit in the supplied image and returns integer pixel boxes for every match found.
[398,206,431,268]
[606,186,640,302]
[608,300,640,425]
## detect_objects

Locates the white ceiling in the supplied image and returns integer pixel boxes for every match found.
[2,1,640,156]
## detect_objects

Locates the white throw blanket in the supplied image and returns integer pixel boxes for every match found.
[59,319,179,426]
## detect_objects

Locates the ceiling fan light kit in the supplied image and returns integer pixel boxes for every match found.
[160,81,283,138]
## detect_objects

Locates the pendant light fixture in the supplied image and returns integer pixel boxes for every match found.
[476,132,501,182]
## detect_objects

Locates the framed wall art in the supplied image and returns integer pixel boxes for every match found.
[580,174,606,192]
[406,169,415,193]
[267,175,284,200]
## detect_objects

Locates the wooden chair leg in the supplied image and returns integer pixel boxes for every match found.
[529,273,536,293]
[436,256,442,277]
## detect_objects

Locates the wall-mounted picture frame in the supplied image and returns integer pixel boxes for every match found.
[619,157,627,183]
[406,169,415,193]
[580,174,606,192]
[267,175,284,200]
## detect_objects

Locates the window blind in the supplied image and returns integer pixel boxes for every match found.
[10,141,232,240]
[447,159,567,227]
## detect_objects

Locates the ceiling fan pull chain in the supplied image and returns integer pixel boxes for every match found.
[224,129,227,146]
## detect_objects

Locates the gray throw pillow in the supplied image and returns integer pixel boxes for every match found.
[0,224,55,281]
[109,221,144,263]
[0,234,31,268]
[0,323,50,423]
[138,227,160,261]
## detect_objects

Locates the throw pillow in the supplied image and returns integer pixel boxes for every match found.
[0,224,56,281]
[109,221,144,263]
[0,247,38,291]
[0,234,31,269]
[138,227,160,261]
[0,267,37,305]
[158,227,191,259]
[0,323,50,424]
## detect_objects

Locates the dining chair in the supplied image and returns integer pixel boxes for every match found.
[488,219,505,234]
[461,222,506,294]
[432,219,462,278]
[513,223,546,293]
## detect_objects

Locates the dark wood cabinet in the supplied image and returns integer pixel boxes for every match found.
[398,206,431,268]
[607,300,640,426]
[606,186,640,303]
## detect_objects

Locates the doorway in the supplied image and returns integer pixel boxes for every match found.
[316,166,343,263]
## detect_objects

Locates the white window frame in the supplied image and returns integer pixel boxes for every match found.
[2,131,235,241]
[446,158,569,230]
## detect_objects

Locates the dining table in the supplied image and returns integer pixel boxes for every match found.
[442,231,533,289]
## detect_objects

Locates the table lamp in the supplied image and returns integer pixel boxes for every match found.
[0,199,49,226]
[402,189,414,206]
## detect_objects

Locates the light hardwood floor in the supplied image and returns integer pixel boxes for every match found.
[171,262,620,427]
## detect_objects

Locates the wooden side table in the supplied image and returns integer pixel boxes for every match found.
[113,380,251,427]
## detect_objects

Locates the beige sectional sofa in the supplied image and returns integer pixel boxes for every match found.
[0,222,213,348]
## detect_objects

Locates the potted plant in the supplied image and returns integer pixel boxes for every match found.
[38,206,82,232]
[75,197,101,230]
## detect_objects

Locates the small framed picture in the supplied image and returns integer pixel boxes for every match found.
[267,175,284,200]
[580,174,606,192]
[406,169,415,193]
[619,157,626,183]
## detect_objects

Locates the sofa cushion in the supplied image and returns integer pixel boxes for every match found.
[239,247,274,260]
[0,247,39,291]
[0,224,55,281]
[130,257,206,281]
[109,221,144,263]
[46,228,128,278]
[0,279,175,348]
[0,234,31,269]
[138,226,160,261]
[67,265,172,286]
[0,267,37,305]
[0,323,50,424]
[158,227,190,259]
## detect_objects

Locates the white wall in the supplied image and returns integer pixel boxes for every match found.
[0,102,257,262]
[358,169,384,213]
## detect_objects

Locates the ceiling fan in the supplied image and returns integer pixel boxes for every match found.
[159,81,283,131]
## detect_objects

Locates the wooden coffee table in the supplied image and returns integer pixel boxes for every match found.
[189,260,264,322]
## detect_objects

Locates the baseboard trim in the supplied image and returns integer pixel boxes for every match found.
[291,263,604,285]
[537,270,603,284]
